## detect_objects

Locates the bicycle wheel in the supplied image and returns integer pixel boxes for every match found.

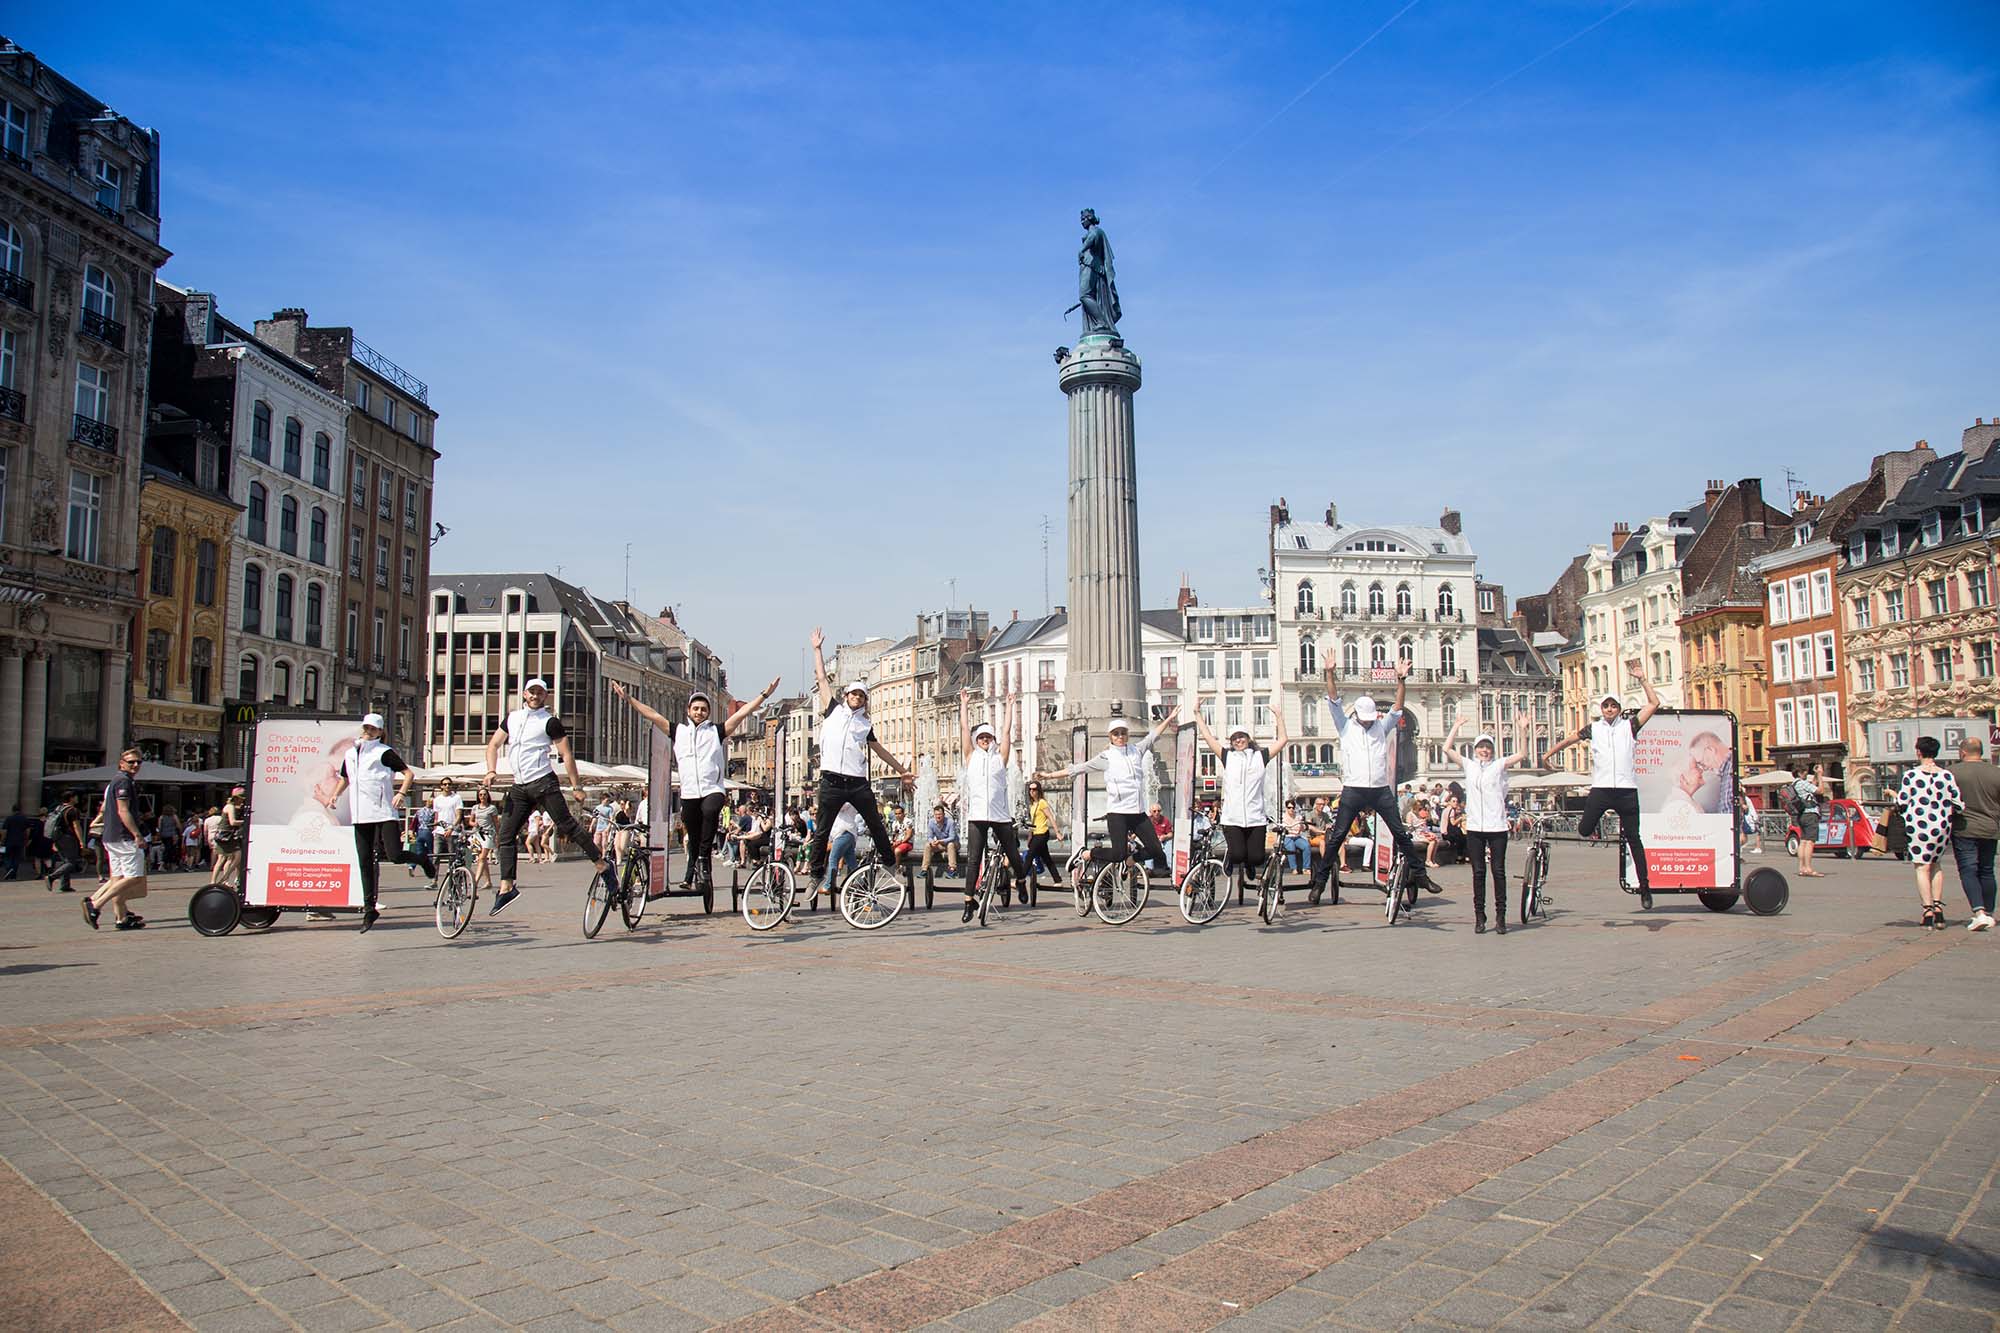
[976,854,1004,926]
[1258,858,1284,924]
[583,867,613,937]
[1069,850,1093,917]
[1179,860,1227,925]
[1094,860,1149,925]
[620,855,649,930]
[840,863,906,930]
[742,863,796,931]
[1385,856,1405,924]
[435,866,475,939]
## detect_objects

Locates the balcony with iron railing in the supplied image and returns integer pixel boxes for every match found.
[0,385,22,423]
[1294,606,1467,625]
[79,308,126,349]
[352,336,429,404]
[71,414,118,452]
[0,268,31,309]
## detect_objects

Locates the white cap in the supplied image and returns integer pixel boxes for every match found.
[842,680,868,696]
[972,723,997,741]
[1228,726,1251,740]
[1353,697,1379,723]
[1601,694,1622,706]
[361,712,386,731]
[1474,733,1497,751]
[525,677,549,692]
[1107,719,1131,734]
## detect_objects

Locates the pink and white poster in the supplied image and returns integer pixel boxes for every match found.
[245,718,367,909]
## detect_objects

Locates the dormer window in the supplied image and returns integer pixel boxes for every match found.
[1924,513,1943,546]
[95,158,122,213]
[1,99,28,160]
[1846,535,1865,565]
[1963,499,1983,533]
[1881,526,1899,556]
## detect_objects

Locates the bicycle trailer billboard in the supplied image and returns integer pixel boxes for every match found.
[244,718,368,909]
[1172,721,1197,885]
[649,727,673,891]
[1623,710,1739,890]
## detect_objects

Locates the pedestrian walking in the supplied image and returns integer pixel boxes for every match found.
[82,749,148,930]
[1897,736,1961,929]
[44,791,86,893]
[1949,736,2000,931]
[1790,763,1831,877]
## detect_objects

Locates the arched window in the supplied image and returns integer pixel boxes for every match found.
[149,525,176,596]
[302,666,320,710]
[246,482,267,543]
[1440,641,1457,677]
[237,653,259,701]
[1340,582,1357,616]
[304,582,323,647]
[278,495,298,555]
[1437,584,1456,619]
[0,221,22,276]
[250,401,272,462]
[145,629,170,699]
[308,506,327,564]
[282,417,302,476]
[1395,583,1412,617]
[1397,638,1414,665]
[272,659,292,703]
[274,573,294,641]
[1370,639,1389,668]
[1367,583,1385,616]
[312,432,332,488]
[82,264,117,319]
[1298,635,1317,676]
[1319,743,1336,765]
[1342,640,1360,674]
[1295,579,1316,615]
[242,563,263,632]
[1443,697,1457,730]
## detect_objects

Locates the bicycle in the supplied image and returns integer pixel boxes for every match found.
[433,840,480,939]
[1179,827,1229,926]
[1520,815,1555,921]
[583,830,649,938]
[741,832,800,931]
[1255,846,1286,924]
[969,834,1018,927]
[1382,847,1421,925]
[836,839,908,930]
[1091,824,1166,926]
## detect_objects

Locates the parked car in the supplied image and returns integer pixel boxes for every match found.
[1787,797,1878,858]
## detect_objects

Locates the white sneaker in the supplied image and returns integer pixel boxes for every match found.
[1970,911,1994,932]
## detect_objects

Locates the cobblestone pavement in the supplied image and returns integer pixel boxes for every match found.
[0,845,1993,1330]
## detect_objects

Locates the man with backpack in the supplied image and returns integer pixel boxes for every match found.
[44,794,87,893]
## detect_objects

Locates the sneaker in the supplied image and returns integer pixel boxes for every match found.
[82,897,101,930]
[960,899,977,923]
[115,914,146,930]
[490,887,520,916]
[596,865,620,898]
[359,907,380,934]
[1639,891,1654,911]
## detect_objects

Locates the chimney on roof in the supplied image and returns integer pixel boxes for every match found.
[1872,440,1938,501]
[1963,417,2000,462]
[1176,575,1197,612]
[1439,508,1462,536]
[1704,479,1725,511]
[1611,521,1631,549]
[1325,501,1338,526]
[253,308,307,356]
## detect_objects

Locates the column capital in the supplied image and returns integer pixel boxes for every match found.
[0,634,21,658]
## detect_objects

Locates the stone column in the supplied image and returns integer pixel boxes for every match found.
[0,640,21,814]
[101,650,129,764]
[1058,335,1145,755]
[19,650,48,809]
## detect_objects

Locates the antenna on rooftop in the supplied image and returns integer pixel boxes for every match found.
[1783,467,1804,509]
[1040,514,1052,613]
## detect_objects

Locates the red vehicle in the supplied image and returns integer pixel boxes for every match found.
[1786,797,1877,858]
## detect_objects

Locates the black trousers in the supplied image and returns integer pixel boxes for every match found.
[808,773,897,877]
[965,820,1023,898]
[353,820,431,910]
[1107,811,1167,876]
[1466,830,1508,918]
[1222,823,1268,873]
[496,775,598,881]
[1027,832,1062,883]
[1328,786,1415,886]
[680,791,726,882]
[1578,786,1649,889]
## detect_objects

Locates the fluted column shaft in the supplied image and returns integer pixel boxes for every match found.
[1059,339,1144,728]
[19,650,48,809]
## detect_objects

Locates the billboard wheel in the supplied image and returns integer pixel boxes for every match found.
[240,905,280,931]
[1698,892,1739,913]
[1744,867,1789,916]
[189,885,242,937]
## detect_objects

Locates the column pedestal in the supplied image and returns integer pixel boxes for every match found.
[0,641,21,814]
[18,650,48,810]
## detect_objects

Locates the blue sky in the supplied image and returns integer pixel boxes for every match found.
[29,2,2000,692]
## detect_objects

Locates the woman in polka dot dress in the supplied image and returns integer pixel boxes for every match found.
[1896,735,1962,929]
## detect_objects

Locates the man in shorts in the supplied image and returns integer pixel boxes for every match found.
[83,749,148,930]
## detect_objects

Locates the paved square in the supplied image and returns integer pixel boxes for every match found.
[1,845,1994,1330]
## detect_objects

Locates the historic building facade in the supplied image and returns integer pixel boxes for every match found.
[130,404,237,769]
[981,608,1185,778]
[252,309,437,749]
[1267,500,1480,791]
[0,42,170,804]
[1839,428,2000,800]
